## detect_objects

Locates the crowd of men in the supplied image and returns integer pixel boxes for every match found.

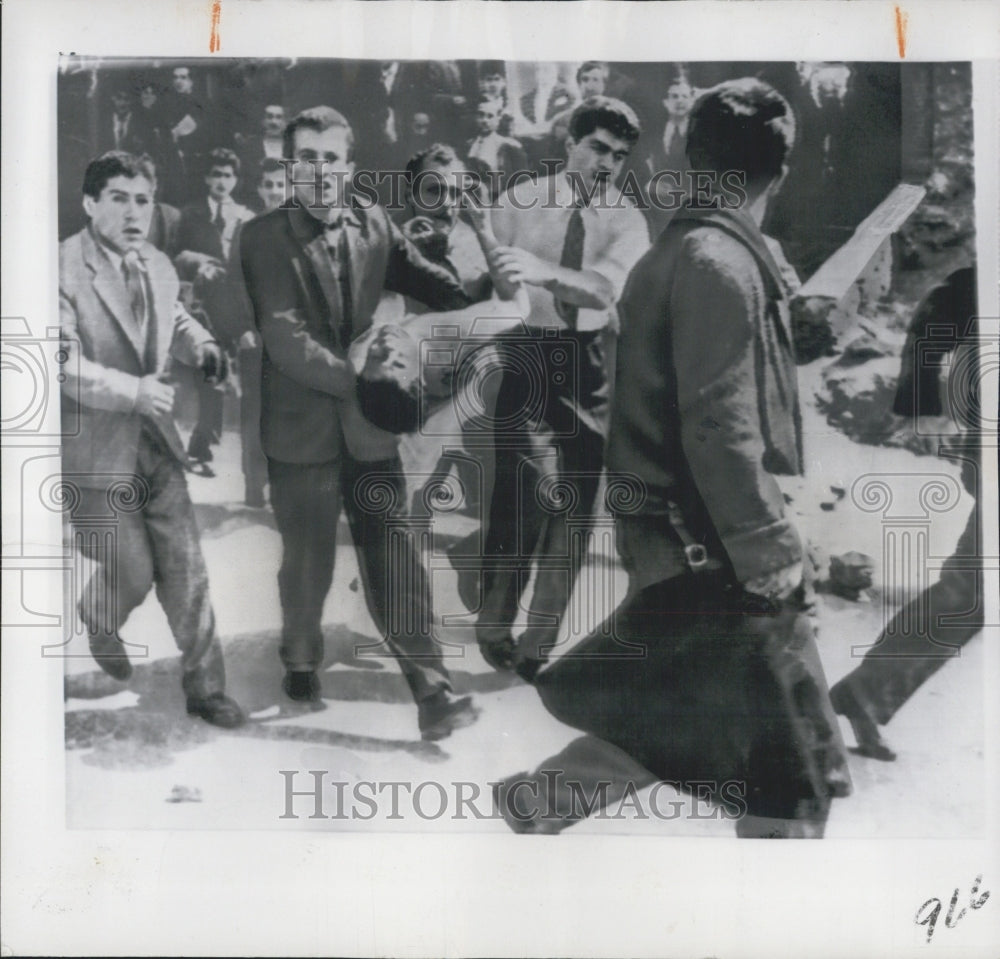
[59,58,980,838]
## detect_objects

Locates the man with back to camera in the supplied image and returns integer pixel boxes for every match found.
[237,105,487,739]
[494,79,851,837]
[474,96,650,682]
[59,150,245,728]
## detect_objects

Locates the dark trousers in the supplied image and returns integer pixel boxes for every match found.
[187,377,224,463]
[837,503,983,725]
[238,343,267,500]
[477,330,609,661]
[75,428,227,699]
[530,569,852,834]
[267,454,452,703]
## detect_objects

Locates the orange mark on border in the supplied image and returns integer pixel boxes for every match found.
[894,5,908,58]
[209,0,221,52]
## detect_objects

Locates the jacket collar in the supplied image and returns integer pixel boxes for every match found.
[671,203,790,305]
[80,227,155,362]
[286,199,367,244]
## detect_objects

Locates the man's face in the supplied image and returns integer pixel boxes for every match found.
[139,86,157,109]
[409,159,467,233]
[262,105,285,137]
[411,113,431,138]
[479,74,505,99]
[172,68,193,94]
[664,83,694,120]
[205,164,238,201]
[290,125,354,218]
[84,174,154,254]
[578,69,606,98]
[257,170,286,212]
[565,126,632,189]
[476,100,502,136]
[112,93,132,116]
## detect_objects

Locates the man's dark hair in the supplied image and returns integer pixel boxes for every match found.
[405,143,460,180]
[258,156,284,181]
[356,377,420,435]
[576,61,609,84]
[479,60,506,79]
[568,96,641,146]
[686,78,795,181]
[82,151,155,199]
[282,105,355,161]
[206,147,241,178]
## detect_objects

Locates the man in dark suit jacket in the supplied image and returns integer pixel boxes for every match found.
[234,104,286,207]
[174,148,255,473]
[100,89,151,156]
[238,106,480,740]
[59,151,244,728]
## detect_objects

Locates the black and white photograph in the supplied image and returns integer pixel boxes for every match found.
[3,1,998,956]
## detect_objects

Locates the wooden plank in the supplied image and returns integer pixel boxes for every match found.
[796,182,926,301]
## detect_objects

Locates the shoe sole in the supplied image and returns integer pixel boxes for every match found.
[420,704,481,741]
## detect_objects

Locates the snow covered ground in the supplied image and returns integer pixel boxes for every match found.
[64,366,985,838]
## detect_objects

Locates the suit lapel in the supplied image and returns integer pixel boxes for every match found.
[296,226,344,339]
[84,230,146,362]
[147,252,176,370]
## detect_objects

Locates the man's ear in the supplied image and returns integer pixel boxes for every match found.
[564,136,576,157]
[82,195,96,219]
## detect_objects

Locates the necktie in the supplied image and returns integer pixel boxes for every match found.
[554,203,585,326]
[328,221,354,350]
[121,251,146,329]
[212,201,225,233]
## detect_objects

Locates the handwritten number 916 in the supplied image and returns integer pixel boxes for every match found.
[915,874,990,943]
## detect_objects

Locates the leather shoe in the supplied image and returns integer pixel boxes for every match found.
[418,690,480,741]
[282,670,322,703]
[186,692,246,729]
[478,635,515,672]
[492,774,566,835]
[829,681,896,761]
[88,631,133,681]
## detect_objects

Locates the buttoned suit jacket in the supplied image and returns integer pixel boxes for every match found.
[59,227,215,488]
[238,202,472,464]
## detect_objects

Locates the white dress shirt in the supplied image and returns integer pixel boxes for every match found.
[490,173,650,332]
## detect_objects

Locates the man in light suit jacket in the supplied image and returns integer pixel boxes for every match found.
[59,151,245,728]
[238,106,481,740]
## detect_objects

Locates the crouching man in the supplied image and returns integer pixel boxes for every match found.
[59,151,245,728]
[494,80,852,837]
